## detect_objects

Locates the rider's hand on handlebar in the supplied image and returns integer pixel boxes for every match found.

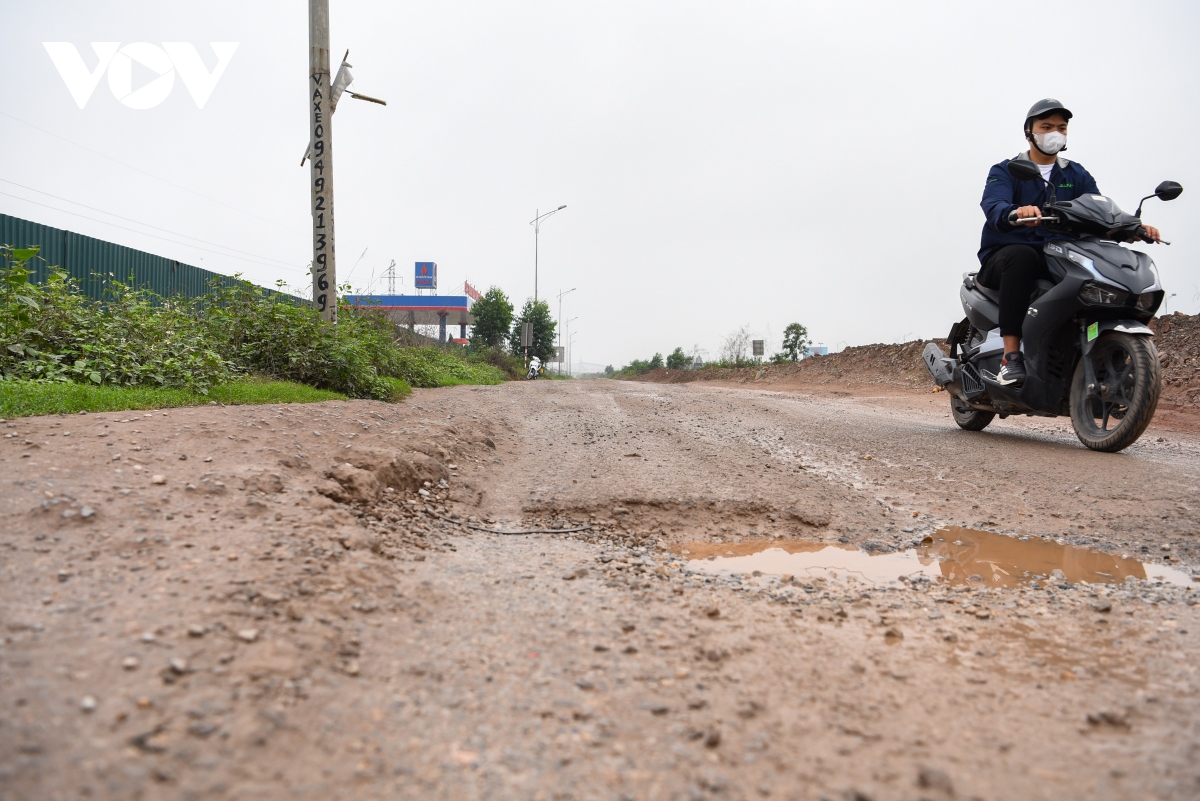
[1012,205,1042,226]
[1140,224,1163,243]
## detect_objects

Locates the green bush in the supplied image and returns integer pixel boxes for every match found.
[467,346,524,380]
[389,346,504,388]
[0,246,506,401]
[202,280,394,399]
[1,247,227,391]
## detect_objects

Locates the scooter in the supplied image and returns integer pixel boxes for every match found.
[923,159,1182,452]
[525,356,543,380]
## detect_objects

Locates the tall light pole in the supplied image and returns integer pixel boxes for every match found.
[308,0,336,321]
[569,331,579,378]
[556,287,576,375]
[529,205,566,304]
[563,316,578,377]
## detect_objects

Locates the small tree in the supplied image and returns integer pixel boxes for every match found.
[648,352,664,370]
[604,364,614,376]
[781,322,810,361]
[720,325,751,366]
[469,287,514,349]
[666,347,688,369]
[508,298,557,362]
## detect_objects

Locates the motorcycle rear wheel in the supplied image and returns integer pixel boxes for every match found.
[950,397,995,431]
[1069,332,1161,453]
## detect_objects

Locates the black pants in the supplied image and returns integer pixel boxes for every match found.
[977,245,1050,339]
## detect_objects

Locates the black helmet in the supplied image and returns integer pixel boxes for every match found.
[1024,98,1072,134]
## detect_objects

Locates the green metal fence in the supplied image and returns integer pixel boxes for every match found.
[0,213,292,302]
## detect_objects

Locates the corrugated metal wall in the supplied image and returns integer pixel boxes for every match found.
[0,213,291,302]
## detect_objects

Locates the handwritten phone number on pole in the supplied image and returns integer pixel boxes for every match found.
[310,72,330,315]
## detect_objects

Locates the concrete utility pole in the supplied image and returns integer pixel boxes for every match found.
[308,0,336,321]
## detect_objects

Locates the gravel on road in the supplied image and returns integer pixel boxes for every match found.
[2,380,1198,801]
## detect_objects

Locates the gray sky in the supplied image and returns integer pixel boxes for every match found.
[4,0,1199,368]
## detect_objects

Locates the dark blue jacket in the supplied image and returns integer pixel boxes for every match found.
[978,151,1100,263]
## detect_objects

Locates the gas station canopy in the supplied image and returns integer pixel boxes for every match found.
[342,295,474,326]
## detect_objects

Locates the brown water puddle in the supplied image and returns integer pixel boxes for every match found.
[673,526,1194,588]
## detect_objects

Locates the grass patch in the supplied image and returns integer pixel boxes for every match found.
[0,378,346,418]
[380,377,413,401]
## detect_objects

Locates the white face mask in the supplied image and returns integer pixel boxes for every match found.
[1033,130,1067,155]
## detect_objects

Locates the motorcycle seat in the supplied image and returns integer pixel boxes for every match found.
[964,272,1056,303]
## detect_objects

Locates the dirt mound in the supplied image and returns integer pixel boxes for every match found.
[633,312,1200,411]
[1151,312,1200,409]
[626,340,942,392]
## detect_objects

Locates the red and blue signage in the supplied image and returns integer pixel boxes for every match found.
[414,261,437,289]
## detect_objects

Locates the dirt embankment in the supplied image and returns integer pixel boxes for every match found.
[1151,312,1200,409]
[626,340,944,394]
[630,312,1200,411]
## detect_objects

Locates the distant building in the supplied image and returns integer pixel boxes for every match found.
[803,346,829,359]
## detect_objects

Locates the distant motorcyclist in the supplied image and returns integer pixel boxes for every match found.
[526,356,542,380]
[976,98,1162,387]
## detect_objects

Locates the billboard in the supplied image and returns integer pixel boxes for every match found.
[414,262,437,289]
[548,346,565,363]
[752,339,764,357]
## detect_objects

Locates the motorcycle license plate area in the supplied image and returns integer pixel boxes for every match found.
[673,527,1193,589]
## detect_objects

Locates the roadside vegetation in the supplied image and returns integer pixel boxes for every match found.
[0,245,503,415]
[0,377,352,418]
[610,322,812,376]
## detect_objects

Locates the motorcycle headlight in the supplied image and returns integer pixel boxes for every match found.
[1135,290,1163,312]
[1079,282,1128,305]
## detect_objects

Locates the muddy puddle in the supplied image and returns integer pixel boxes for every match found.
[674,526,1195,588]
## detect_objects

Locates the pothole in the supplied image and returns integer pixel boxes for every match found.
[673,526,1194,588]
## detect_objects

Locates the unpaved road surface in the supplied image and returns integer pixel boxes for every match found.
[2,380,1199,801]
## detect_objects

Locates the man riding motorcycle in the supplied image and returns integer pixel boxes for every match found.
[977,98,1163,387]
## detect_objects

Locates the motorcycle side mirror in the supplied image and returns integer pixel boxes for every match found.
[1135,181,1184,216]
[1155,181,1183,201]
[1006,160,1043,182]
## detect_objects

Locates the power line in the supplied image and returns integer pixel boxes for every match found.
[0,178,302,269]
[0,109,304,235]
[0,191,308,275]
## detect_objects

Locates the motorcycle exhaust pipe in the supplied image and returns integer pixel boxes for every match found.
[923,342,955,387]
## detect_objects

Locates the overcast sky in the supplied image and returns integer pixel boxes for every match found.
[4,0,1199,368]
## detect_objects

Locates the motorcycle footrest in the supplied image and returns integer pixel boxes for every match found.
[979,370,1025,409]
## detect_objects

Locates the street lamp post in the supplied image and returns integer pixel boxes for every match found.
[556,287,576,375]
[529,205,567,304]
[563,316,578,377]
[569,331,579,378]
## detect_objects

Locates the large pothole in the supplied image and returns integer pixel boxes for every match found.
[673,526,1195,589]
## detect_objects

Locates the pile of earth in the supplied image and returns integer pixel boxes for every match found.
[629,311,1200,410]
[625,339,943,392]
[1151,312,1200,409]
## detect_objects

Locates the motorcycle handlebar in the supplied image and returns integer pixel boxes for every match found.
[1007,210,1060,224]
[1137,226,1170,245]
[1005,212,1169,244]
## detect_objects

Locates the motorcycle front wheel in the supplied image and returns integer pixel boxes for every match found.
[1069,332,1161,453]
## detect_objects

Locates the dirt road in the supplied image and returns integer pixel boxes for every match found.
[2,380,1198,801]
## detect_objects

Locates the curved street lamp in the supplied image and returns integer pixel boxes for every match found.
[556,287,576,374]
[529,205,567,304]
